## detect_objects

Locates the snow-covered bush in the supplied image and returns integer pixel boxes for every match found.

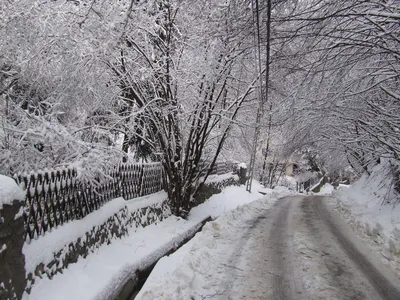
[0,108,122,182]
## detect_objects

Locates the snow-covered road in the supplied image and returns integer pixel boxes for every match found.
[221,196,304,300]
[293,196,400,300]
[137,195,400,300]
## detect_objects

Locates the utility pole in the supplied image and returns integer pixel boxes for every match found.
[246,0,264,192]
[246,0,272,192]
[260,0,272,187]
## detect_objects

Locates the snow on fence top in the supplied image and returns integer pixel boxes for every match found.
[13,161,234,241]
[14,163,163,241]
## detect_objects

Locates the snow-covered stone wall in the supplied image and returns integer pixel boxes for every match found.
[194,173,239,206]
[0,176,26,300]
[21,172,239,297]
[24,193,171,294]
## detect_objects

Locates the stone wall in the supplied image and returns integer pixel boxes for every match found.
[0,200,26,300]
[25,199,171,294]
[21,172,238,298]
[193,175,239,206]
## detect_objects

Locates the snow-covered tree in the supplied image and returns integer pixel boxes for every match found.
[113,0,259,216]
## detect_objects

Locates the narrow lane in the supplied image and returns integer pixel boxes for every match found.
[297,197,381,299]
[225,196,304,300]
[269,197,304,300]
[313,196,400,299]
[226,195,400,300]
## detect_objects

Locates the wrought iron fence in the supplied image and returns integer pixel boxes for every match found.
[14,160,234,241]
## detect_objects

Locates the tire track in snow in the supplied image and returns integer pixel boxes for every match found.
[225,197,304,300]
[269,197,304,300]
[222,209,272,299]
[315,196,400,300]
[298,198,373,299]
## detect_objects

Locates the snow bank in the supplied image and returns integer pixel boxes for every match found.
[204,172,238,184]
[191,181,293,220]
[0,175,25,209]
[24,179,292,300]
[24,216,204,300]
[258,185,293,197]
[237,162,247,169]
[190,180,266,220]
[24,191,169,276]
[272,185,292,195]
[278,175,298,190]
[126,191,167,210]
[314,183,335,195]
[332,161,400,272]
[23,197,126,274]
[136,187,292,300]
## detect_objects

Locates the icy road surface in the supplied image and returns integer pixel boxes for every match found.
[137,196,400,300]
[228,196,400,300]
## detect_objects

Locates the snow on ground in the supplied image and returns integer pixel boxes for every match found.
[23,197,127,274]
[204,172,238,184]
[24,216,205,300]
[190,180,292,220]
[190,180,266,220]
[23,190,171,300]
[24,177,273,300]
[329,161,400,274]
[126,190,167,210]
[24,191,167,275]
[279,175,298,190]
[313,182,335,195]
[237,162,247,169]
[0,174,25,209]
[136,186,294,300]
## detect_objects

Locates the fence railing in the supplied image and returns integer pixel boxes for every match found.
[14,163,163,241]
[296,176,319,193]
[198,161,235,176]
[14,161,234,241]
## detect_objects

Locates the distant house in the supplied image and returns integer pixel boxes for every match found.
[265,161,298,176]
[285,163,298,176]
